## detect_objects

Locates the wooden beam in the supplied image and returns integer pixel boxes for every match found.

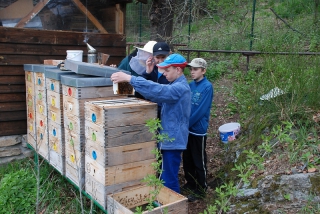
[0,120,27,136]
[115,4,124,34]
[71,0,108,33]
[15,0,51,28]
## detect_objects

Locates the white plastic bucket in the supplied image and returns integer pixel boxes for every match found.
[218,122,240,144]
[66,50,83,62]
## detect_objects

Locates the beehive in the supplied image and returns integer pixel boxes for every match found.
[84,97,158,209]
[45,68,76,175]
[61,74,117,188]
[24,64,56,159]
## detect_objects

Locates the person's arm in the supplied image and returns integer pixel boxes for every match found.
[111,71,132,83]
[189,85,214,128]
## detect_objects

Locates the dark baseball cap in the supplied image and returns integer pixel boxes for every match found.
[153,42,170,56]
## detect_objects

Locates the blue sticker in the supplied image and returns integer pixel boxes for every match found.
[92,151,97,160]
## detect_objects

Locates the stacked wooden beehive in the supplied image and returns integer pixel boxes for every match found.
[45,68,75,175]
[61,74,117,189]
[24,64,56,160]
[84,98,157,208]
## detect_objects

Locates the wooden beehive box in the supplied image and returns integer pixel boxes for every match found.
[85,174,144,210]
[62,84,115,99]
[85,140,156,167]
[84,98,157,148]
[85,157,155,186]
[36,126,49,160]
[107,186,188,214]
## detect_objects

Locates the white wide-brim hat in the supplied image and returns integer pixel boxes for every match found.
[135,41,157,53]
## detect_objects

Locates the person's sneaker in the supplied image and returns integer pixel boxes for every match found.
[187,190,206,202]
[181,183,196,194]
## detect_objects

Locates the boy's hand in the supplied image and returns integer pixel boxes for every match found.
[145,56,155,74]
[111,72,131,83]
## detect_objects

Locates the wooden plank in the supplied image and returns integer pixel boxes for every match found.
[0,75,25,84]
[0,65,24,75]
[0,102,26,111]
[0,110,26,121]
[0,43,125,56]
[71,0,108,33]
[15,0,51,28]
[0,0,34,20]
[85,139,156,167]
[0,93,25,102]
[115,4,124,34]
[85,98,157,128]
[85,157,155,186]
[0,120,27,136]
[0,27,125,46]
[85,122,153,148]
[0,85,25,93]
[0,54,124,66]
[62,85,115,99]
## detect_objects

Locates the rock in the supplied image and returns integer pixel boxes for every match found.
[0,135,22,147]
[0,147,21,157]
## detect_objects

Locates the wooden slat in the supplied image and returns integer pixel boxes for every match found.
[0,85,25,93]
[0,54,124,65]
[0,76,25,84]
[0,102,26,111]
[0,93,25,102]
[0,43,125,56]
[115,4,124,34]
[0,27,126,46]
[15,0,51,28]
[0,120,27,136]
[71,0,108,33]
[0,110,26,121]
[0,65,24,75]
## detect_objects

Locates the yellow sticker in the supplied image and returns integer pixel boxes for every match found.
[28,87,32,94]
[29,125,33,131]
[39,105,43,113]
[53,143,57,151]
[52,113,56,121]
[70,154,75,163]
[51,98,55,107]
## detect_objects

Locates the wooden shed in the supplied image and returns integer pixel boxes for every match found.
[0,0,136,136]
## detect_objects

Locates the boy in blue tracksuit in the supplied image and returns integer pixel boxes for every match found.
[110,54,191,193]
[182,58,214,202]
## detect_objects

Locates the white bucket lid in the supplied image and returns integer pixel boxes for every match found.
[218,122,240,132]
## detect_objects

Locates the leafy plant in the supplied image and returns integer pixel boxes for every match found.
[0,169,36,214]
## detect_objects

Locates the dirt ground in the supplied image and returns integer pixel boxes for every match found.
[178,77,241,214]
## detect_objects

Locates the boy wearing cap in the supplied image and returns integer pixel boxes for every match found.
[182,58,214,202]
[111,54,191,193]
[143,42,171,118]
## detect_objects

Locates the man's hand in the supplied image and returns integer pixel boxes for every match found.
[111,72,132,83]
[145,56,155,74]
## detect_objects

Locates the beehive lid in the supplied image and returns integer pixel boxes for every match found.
[64,59,130,77]
[25,64,57,73]
[45,68,75,80]
[61,74,112,87]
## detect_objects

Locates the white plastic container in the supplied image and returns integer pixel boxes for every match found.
[218,122,240,144]
[66,50,83,62]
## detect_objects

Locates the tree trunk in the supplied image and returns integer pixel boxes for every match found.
[149,0,174,43]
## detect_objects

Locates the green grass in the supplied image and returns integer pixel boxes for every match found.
[0,158,105,214]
